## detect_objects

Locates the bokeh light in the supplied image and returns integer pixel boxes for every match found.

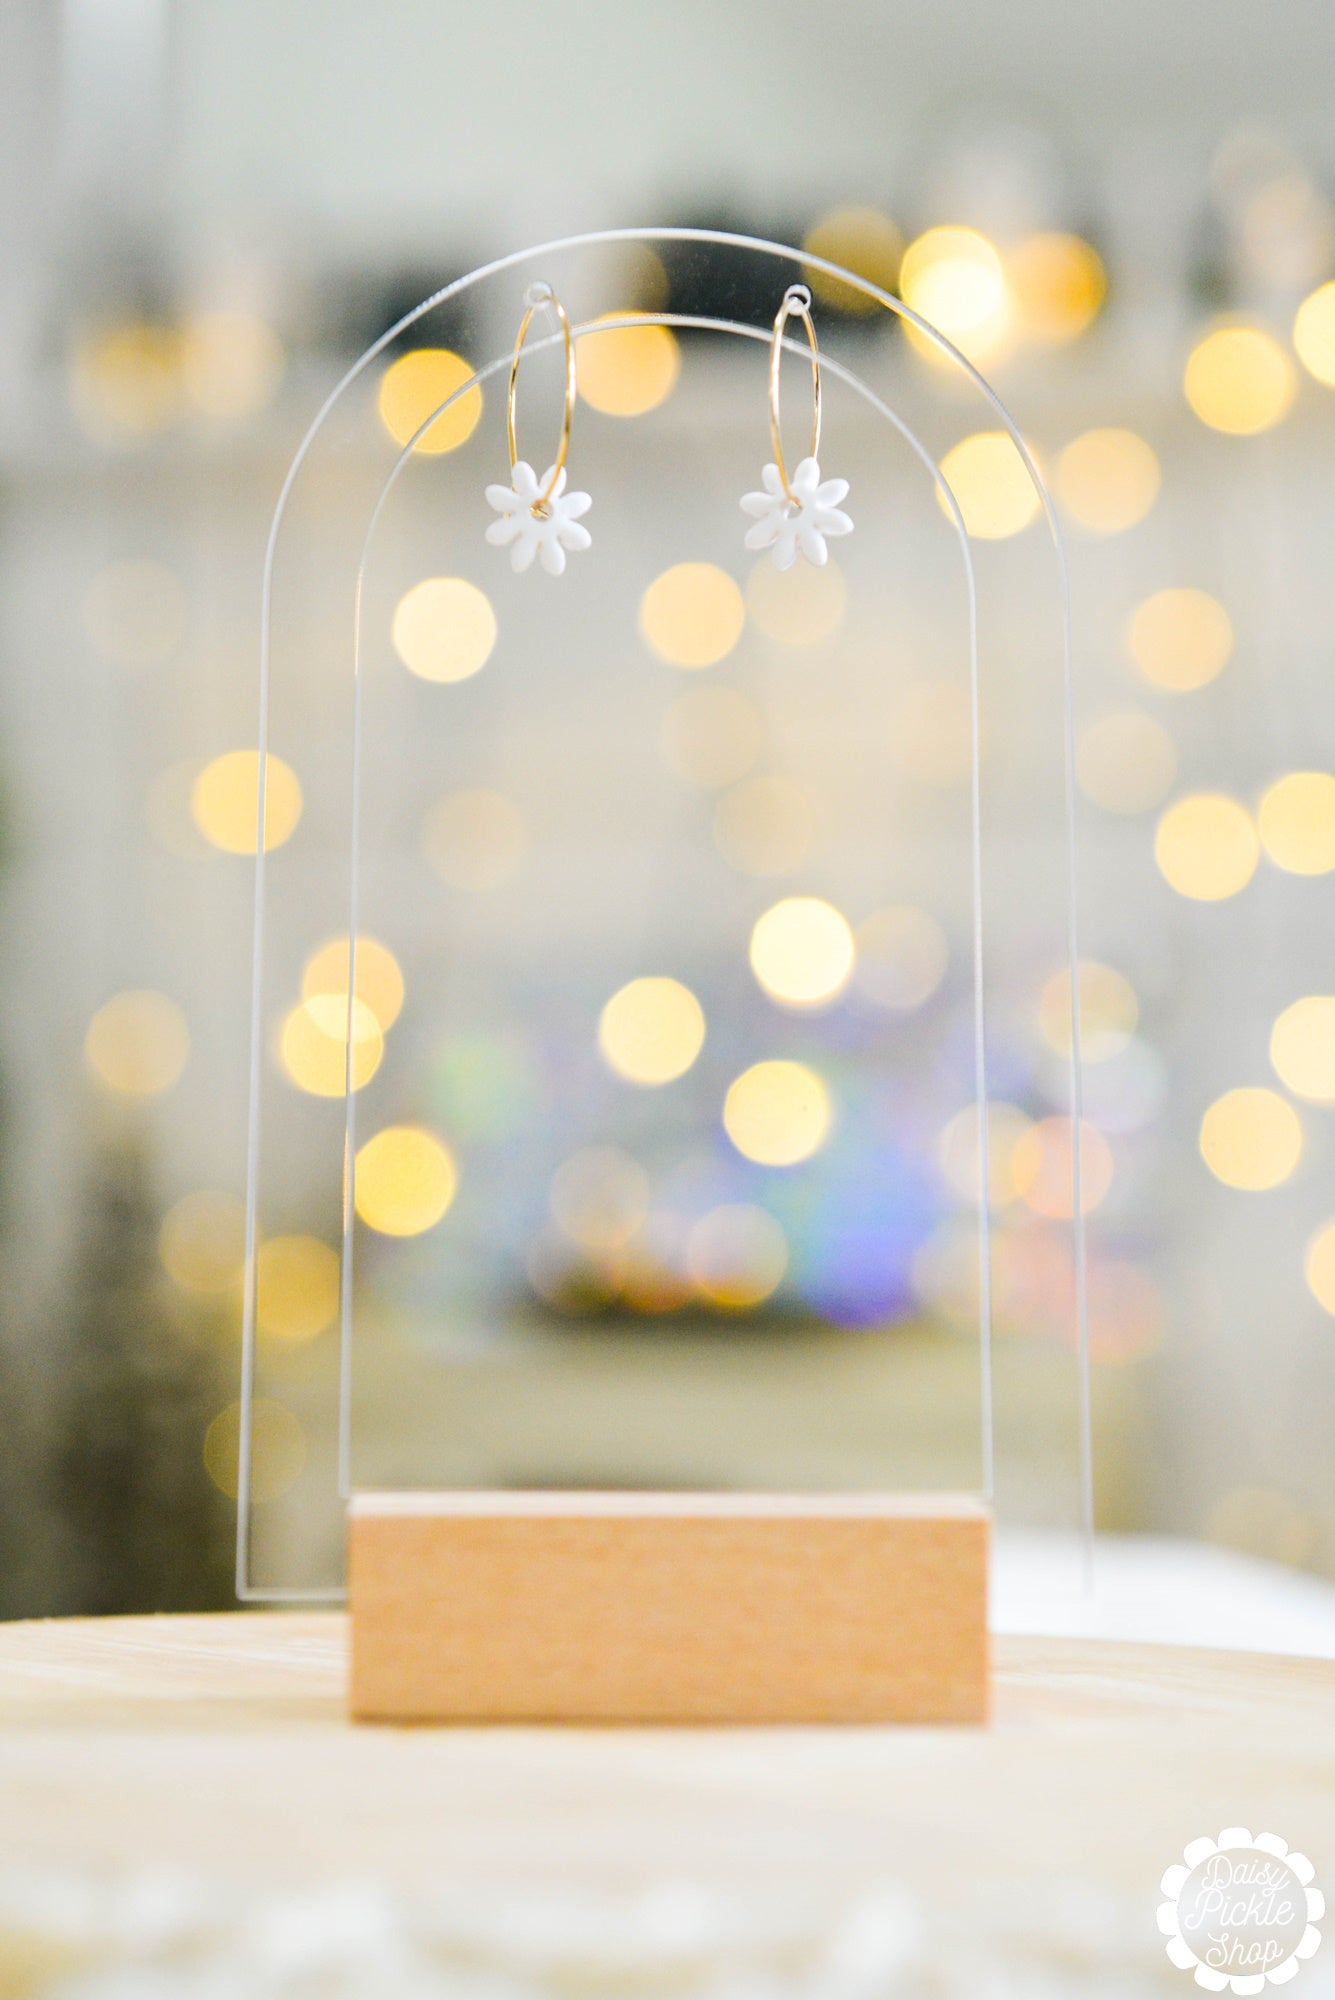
[159,1190,245,1294]
[749,896,855,1008]
[280,995,383,1097]
[1013,1116,1115,1218]
[85,990,189,1097]
[660,685,763,789]
[1128,587,1232,692]
[1155,793,1259,900]
[550,1146,651,1252]
[377,348,481,454]
[745,555,846,646]
[939,431,1040,539]
[853,905,948,1011]
[712,775,815,876]
[83,559,186,667]
[1303,1217,1335,1316]
[1038,961,1139,1062]
[899,226,1009,365]
[71,322,181,441]
[802,206,902,315]
[391,576,496,683]
[255,1235,340,1342]
[422,788,527,891]
[204,1397,306,1503]
[302,935,404,1034]
[639,562,745,668]
[1056,428,1160,534]
[1293,281,1335,386]
[181,311,284,419]
[723,1060,831,1166]
[355,1125,458,1235]
[598,976,706,1085]
[1199,1087,1302,1190]
[577,316,680,415]
[1076,711,1178,814]
[1006,233,1106,344]
[937,1102,1037,1207]
[1258,771,1335,874]
[1269,995,1335,1101]
[1183,323,1295,434]
[620,1215,694,1314]
[192,750,302,854]
[687,1203,788,1308]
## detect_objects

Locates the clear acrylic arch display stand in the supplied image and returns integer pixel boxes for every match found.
[240,227,1087,1722]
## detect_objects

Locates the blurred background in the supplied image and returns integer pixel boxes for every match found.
[3,0,1335,1610]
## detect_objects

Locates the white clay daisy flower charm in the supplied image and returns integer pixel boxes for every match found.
[486,284,592,576]
[740,456,852,571]
[742,285,853,571]
[485,462,592,576]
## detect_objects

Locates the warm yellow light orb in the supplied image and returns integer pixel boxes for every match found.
[937,1102,1037,1208]
[802,207,902,316]
[1303,1218,1335,1315]
[597,976,706,1085]
[302,935,404,1034]
[853,905,948,1012]
[280,996,383,1097]
[1007,233,1106,344]
[660,686,763,790]
[377,348,481,454]
[391,576,496,683]
[1155,794,1259,901]
[1200,1087,1302,1190]
[1076,711,1178,815]
[354,1125,458,1236]
[85,990,189,1097]
[1184,324,1295,435]
[939,432,1040,539]
[159,1190,246,1294]
[1294,281,1335,386]
[749,897,855,1008]
[723,1060,831,1166]
[204,1397,306,1503]
[1038,962,1138,1063]
[421,787,527,892]
[1128,588,1232,692]
[1269,996,1335,1101]
[1056,429,1160,535]
[72,322,181,441]
[745,556,846,646]
[1257,771,1335,875]
[639,563,746,668]
[192,750,302,854]
[255,1235,340,1343]
[577,316,680,415]
[1013,1117,1114,1219]
[900,227,1007,344]
[687,1203,788,1308]
[181,311,285,419]
[712,775,814,877]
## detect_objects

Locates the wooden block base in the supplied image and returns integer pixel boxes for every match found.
[348,1491,989,1724]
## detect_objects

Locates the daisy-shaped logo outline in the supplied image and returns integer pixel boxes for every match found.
[1157,1829,1324,1992]
[740,456,853,572]
[485,460,592,576]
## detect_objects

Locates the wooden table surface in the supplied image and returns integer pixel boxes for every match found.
[0,1614,1332,1992]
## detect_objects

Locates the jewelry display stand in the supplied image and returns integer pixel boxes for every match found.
[238,228,1086,1724]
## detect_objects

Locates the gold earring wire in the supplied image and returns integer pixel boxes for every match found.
[507,286,576,513]
[768,285,822,504]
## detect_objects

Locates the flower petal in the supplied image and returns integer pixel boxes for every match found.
[744,518,780,551]
[740,491,776,518]
[485,483,522,513]
[816,477,849,506]
[773,537,799,572]
[761,462,785,496]
[816,506,854,538]
[558,520,592,552]
[539,535,567,576]
[486,516,523,546]
[560,489,592,519]
[797,517,829,565]
[792,456,821,497]
[541,465,566,502]
[512,461,539,501]
[510,534,537,573]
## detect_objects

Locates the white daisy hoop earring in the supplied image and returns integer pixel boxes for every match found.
[485,284,592,575]
[740,285,853,571]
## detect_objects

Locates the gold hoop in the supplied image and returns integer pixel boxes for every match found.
[768,286,822,503]
[507,287,576,512]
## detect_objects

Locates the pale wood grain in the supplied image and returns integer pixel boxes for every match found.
[347,1490,990,1723]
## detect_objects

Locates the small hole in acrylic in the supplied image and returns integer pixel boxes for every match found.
[524,281,555,309]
